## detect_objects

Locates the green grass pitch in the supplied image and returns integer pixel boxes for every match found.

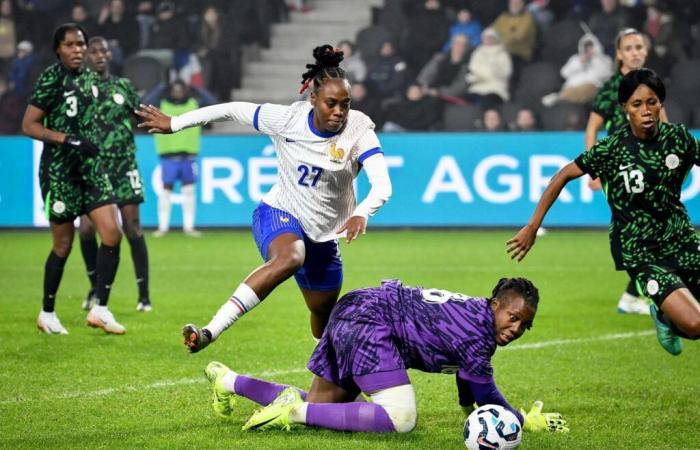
[1,229,698,449]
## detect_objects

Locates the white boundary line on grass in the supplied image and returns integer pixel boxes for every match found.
[0,330,655,405]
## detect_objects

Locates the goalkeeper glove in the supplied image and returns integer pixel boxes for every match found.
[65,135,100,158]
[520,400,569,433]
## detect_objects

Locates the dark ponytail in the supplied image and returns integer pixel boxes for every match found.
[299,44,347,94]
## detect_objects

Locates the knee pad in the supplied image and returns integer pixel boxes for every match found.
[370,384,417,433]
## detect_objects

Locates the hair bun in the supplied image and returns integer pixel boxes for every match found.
[313,44,344,67]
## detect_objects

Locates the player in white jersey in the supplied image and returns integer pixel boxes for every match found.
[136,45,392,353]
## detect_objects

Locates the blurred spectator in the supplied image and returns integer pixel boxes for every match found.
[197,4,240,100]
[136,1,156,49]
[401,0,450,73]
[337,39,366,83]
[0,73,22,133]
[382,83,442,132]
[148,1,188,51]
[152,80,204,238]
[541,34,613,106]
[8,40,39,98]
[465,28,512,108]
[0,0,16,70]
[98,0,140,57]
[479,108,504,131]
[643,1,685,73]
[67,2,98,35]
[442,7,482,51]
[365,40,409,102]
[491,0,537,64]
[512,107,539,131]
[527,0,555,32]
[589,0,631,56]
[350,82,385,128]
[418,33,473,103]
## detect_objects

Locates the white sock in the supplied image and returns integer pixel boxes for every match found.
[205,283,261,339]
[181,184,196,231]
[289,402,308,424]
[221,370,239,393]
[158,190,172,232]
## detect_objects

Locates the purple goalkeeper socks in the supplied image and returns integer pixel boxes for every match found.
[306,402,396,432]
[234,375,307,406]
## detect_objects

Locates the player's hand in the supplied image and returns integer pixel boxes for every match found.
[506,224,538,262]
[338,216,367,244]
[588,177,602,190]
[520,401,569,433]
[135,104,173,134]
[64,135,100,158]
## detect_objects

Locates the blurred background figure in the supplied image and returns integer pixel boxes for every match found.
[442,6,481,51]
[541,34,613,107]
[382,83,441,132]
[491,0,537,72]
[465,27,512,109]
[337,39,366,83]
[418,33,472,103]
[512,107,538,131]
[151,80,203,238]
[480,108,504,132]
[8,40,39,99]
[0,73,22,133]
[365,40,409,103]
[197,4,240,101]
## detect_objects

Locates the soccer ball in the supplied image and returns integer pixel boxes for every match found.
[463,404,522,450]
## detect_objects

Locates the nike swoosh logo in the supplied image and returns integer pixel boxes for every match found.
[619,163,634,170]
[285,138,296,143]
[63,90,75,97]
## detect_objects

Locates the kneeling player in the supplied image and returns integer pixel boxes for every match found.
[202,278,568,434]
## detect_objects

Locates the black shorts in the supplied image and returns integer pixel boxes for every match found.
[103,155,145,206]
[627,241,700,306]
[39,148,116,223]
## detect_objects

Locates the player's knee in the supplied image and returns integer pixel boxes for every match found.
[52,241,72,258]
[122,220,142,240]
[384,405,417,433]
[99,225,122,246]
[271,251,304,275]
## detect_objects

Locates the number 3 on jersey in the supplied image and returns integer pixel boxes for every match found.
[297,164,323,187]
[619,168,644,194]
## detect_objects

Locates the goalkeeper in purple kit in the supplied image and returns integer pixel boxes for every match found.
[201,278,568,435]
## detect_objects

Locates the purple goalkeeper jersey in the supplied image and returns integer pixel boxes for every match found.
[379,279,497,383]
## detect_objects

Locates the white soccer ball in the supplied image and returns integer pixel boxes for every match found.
[463,404,522,450]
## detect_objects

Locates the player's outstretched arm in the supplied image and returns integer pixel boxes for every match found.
[520,400,569,433]
[507,161,583,261]
[135,104,173,134]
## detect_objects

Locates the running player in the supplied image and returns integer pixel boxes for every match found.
[584,28,668,315]
[79,36,151,312]
[22,23,125,335]
[202,278,568,435]
[136,44,392,352]
[508,69,700,356]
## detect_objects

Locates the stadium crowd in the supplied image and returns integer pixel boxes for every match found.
[2,0,700,133]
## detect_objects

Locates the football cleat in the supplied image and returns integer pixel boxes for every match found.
[242,387,303,431]
[183,229,202,238]
[649,304,682,356]
[136,298,152,312]
[204,361,237,417]
[86,307,126,335]
[82,288,97,311]
[182,324,212,353]
[152,230,167,238]
[37,311,69,335]
[617,292,650,315]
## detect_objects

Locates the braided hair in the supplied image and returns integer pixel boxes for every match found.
[490,277,539,310]
[299,44,347,94]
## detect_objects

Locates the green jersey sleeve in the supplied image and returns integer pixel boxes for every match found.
[29,66,59,113]
[574,138,611,179]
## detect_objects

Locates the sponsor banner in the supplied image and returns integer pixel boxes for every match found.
[1,132,698,227]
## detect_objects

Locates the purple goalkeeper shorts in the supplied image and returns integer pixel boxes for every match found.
[307,287,410,394]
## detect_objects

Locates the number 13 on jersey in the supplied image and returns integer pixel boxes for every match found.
[619,168,645,194]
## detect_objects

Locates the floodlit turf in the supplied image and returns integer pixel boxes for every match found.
[1,229,698,449]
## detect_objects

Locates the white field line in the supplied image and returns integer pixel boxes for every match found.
[0,331,655,405]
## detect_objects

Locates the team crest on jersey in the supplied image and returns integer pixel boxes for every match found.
[52,201,66,214]
[328,143,345,163]
[113,93,125,105]
[665,153,679,169]
[646,279,659,296]
[91,85,99,98]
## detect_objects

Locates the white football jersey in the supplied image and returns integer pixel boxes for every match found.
[254,101,381,242]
